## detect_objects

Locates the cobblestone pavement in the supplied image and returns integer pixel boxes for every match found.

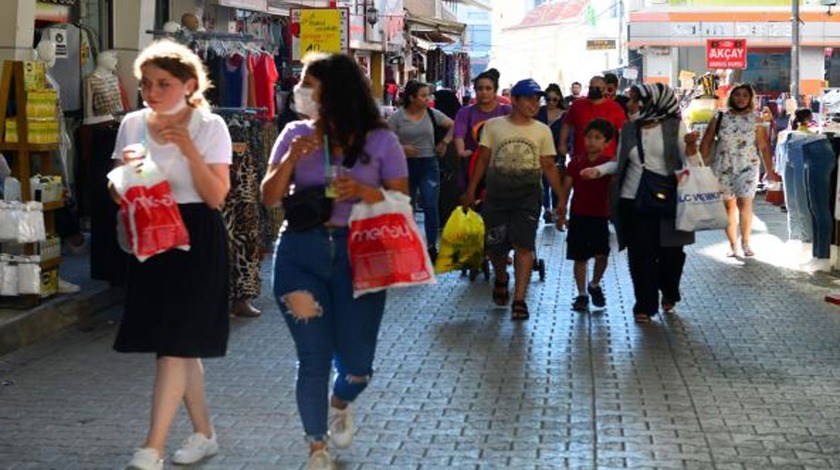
[3,201,840,470]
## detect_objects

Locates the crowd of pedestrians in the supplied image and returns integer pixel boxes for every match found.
[109,41,780,470]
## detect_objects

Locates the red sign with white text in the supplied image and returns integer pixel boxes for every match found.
[706,39,747,70]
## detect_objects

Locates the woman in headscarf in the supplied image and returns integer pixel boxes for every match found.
[584,83,701,323]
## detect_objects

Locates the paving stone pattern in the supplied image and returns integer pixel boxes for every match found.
[2,201,840,470]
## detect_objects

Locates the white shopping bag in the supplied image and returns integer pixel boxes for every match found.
[675,161,728,232]
[348,190,436,298]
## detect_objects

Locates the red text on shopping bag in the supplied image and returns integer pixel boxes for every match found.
[348,212,433,294]
[120,180,190,261]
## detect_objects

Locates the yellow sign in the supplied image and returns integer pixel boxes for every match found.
[586,39,616,51]
[300,9,344,56]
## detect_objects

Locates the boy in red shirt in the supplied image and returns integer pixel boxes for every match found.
[557,118,615,311]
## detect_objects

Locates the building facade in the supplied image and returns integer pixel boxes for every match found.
[491,0,624,93]
[628,0,840,100]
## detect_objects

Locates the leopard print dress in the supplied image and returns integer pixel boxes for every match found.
[222,120,264,302]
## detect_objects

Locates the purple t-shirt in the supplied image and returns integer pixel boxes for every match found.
[453,103,512,151]
[269,120,408,226]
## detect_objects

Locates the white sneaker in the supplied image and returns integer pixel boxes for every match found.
[125,448,163,470]
[58,278,80,294]
[328,405,356,449]
[171,431,218,465]
[306,449,336,470]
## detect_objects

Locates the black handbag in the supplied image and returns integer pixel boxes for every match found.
[282,185,333,232]
[427,108,447,145]
[633,124,677,217]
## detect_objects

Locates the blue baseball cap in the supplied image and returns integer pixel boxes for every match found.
[510,79,544,97]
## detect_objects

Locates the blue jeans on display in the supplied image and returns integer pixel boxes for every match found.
[783,136,813,243]
[407,157,440,248]
[272,227,387,443]
[802,138,837,258]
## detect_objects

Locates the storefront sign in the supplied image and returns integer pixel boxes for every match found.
[706,39,747,69]
[587,39,616,50]
[49,29,68,59]
[291,8,349,61]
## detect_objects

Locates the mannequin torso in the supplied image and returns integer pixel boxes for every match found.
[84,51,123,125]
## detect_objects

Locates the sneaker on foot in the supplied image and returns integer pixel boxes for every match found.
[306,449,336,470]
[572,295,589,311]
[171,431,218,465]
[58,278,80,294]
[125,448,163,470]
[587,283,606,308]
[328,405,356,449]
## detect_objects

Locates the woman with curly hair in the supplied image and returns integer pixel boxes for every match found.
[261,53,408,470]
[110,39,232,470]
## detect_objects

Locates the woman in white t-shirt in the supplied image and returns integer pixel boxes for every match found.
[108,40,232,470]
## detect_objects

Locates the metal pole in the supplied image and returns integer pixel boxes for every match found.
[792,0,801,105]
[618,0,624,66]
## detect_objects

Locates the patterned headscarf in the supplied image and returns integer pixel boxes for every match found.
[633,83,681,123]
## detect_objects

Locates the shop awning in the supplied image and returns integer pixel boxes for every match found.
[405,12,466,38]
[412,30,458,45]
[450,0,492,10]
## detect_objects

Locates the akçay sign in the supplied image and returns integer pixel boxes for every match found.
[706,39,747,70]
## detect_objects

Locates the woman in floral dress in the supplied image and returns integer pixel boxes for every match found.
[700,83,780,257]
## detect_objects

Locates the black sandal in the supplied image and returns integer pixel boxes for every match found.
[511,300,529,321]
[492,276,510,306]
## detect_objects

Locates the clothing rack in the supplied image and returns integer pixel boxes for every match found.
[145,29,261,43]
[213,107,267,115]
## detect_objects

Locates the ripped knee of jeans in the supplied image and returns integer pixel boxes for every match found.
[281,291,323,321]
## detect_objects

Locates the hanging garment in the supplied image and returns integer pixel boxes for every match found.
[222,53,246,108]
[222,120,262,301]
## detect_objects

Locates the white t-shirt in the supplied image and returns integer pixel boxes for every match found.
[111,108,232,204]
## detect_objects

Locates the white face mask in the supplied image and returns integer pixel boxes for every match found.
[159,98,189,115]
[294,86,319,119]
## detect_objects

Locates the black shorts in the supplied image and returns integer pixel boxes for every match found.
[566,215,610,261]
[482,199,541,254]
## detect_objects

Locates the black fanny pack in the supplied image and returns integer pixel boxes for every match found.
[282,186,333,232]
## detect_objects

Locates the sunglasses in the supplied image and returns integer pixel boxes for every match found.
[547,97,560,102]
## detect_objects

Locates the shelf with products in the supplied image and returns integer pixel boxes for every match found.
[0,60,64,306]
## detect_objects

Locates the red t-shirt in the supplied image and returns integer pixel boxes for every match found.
[250,54,279,118]
[566,154,612,217]
[565,99,626,158]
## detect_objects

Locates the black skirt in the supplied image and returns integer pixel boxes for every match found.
[113,203,230,358]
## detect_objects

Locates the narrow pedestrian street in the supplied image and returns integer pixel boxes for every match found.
[3,200,840,470]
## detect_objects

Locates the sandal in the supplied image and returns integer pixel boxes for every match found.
[661,299,676,313]
[742,245,755,257]
[492,276,510,306]
[511,300,530,321]
[726,245,738,258]
[633,312,652,324]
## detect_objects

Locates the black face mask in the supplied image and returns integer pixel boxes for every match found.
[588,88,604,100]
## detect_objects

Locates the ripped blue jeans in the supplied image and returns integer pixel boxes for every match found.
[272,227,386,443]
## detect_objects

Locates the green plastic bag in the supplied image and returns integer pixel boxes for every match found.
[434,208,485,274]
